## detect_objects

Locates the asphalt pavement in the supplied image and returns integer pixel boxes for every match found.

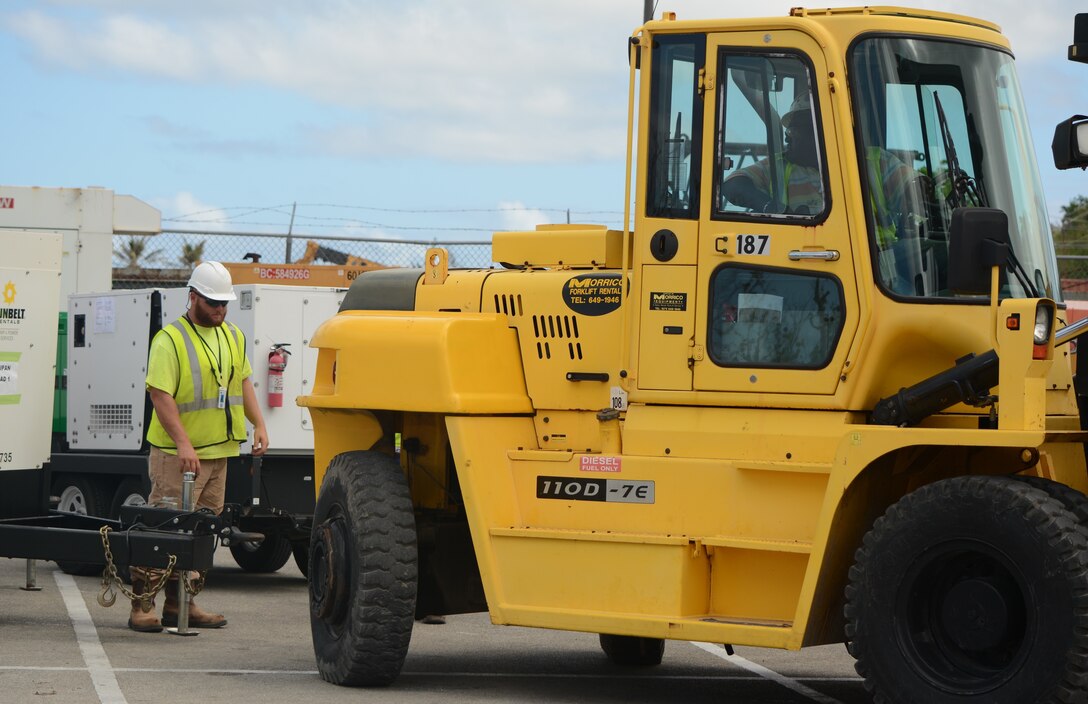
[0,549,870,704]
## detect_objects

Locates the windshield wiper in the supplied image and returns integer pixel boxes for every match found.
[932,93,1036,296]
[933,92,987,208]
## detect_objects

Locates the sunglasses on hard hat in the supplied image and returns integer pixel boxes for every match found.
[195,291,229,308]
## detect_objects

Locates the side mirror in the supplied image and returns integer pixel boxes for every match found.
[947,208,1010,295]
[1070,13,1088,63]
[1053,115,1088,170]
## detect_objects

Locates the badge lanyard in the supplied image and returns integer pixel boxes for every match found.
[188,319,232,409]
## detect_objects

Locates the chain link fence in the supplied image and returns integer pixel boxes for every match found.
[111,228,1088,301]
[1058,249,1088,300]
[112,229,495,288]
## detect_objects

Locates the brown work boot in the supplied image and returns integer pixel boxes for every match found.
[127,581,163,633]
[163,586,227,629]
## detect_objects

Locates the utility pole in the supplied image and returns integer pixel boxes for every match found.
[644,0,654,22]
[285,201,297,263]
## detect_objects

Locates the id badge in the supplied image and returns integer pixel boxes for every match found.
[217,386,227,409]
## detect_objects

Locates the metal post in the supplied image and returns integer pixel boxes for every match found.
[168,471,198,636]
[20,559,41,591]
[285,201,297,263]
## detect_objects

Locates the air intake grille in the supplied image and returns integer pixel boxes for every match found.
[531,314,582,361]
[89,404,135,434]
[493,294,523,317]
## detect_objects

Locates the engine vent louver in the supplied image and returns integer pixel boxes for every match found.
[492,295,582,361]
[530,314,581,361]
[493,294,523,317]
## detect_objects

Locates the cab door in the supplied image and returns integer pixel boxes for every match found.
[634,33,704,392]
[693,31,859,396]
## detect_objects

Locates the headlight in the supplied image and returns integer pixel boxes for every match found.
[1033,306,1052,345]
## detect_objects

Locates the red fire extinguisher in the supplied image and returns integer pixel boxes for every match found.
[267,343,292,408]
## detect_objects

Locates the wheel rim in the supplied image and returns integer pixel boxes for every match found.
[897,539,1034,694]
[309,510,350,629]
[58,486,88,514]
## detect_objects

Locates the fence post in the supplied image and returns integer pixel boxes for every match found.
[284,202,297,263]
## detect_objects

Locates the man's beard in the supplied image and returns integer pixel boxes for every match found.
[189,306,224,327]
[785,143,819,168]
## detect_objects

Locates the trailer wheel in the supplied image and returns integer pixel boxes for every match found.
[54,476,110,576]
[229,535,293,573]
[109,477,147,518]
[599,634,665,666]
[845,475,1088,703]
[292,541,309,577]
[309,451,417,686]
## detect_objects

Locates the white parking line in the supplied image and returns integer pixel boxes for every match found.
[54,570,128,704]
[0,664,861,683]
[689,641,846,704]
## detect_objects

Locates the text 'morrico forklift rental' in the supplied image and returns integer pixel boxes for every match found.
[301,7,1088,702]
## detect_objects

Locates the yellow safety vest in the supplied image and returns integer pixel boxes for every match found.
[146,318,247,451]
[866,147,899,249]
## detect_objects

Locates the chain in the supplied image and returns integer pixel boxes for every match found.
[183,569,206,597]
[96,526,177,611]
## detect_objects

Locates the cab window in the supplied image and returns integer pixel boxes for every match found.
[646,34,705,219]
[714,52,828,221]
[708,266,845,368]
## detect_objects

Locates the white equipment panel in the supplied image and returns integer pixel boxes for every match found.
[66,290,163,451]
[161,285,345,453]
[0,231,62,471]
[0,186,160,308]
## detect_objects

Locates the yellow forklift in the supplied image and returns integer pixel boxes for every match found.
[301,7,1088,702]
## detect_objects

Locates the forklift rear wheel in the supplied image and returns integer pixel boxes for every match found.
[599,634,665,666]
[846,475,1088,703]
[309,451,417,686]
[229,534,293,573]
[54,476,109,576]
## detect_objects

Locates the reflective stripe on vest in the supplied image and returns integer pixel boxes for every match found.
[146,319,247,450]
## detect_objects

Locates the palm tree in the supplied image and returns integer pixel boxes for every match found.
[179,240,207,268]
[114,236,163,271]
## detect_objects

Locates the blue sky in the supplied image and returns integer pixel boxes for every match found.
[3,1,1087,250]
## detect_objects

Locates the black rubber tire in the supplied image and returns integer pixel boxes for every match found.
[109,477,147,518]
[229,534,293,573]
[1014,475,1088,528]
[107,478,147,584]
[309,451,417,686]
[293,541,309,577]
[599,634,665,666]
[53,475,110,576]
[845,475,1088,704]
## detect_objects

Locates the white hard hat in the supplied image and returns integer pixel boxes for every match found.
[781,92,812,129]
[187,261,237,302]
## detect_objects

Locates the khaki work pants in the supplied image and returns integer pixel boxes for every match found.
[132,447,229,586]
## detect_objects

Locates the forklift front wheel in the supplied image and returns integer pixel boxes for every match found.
[309,451,417,687]
[846,475,1088,703]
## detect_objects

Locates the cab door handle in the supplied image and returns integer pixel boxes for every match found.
[788,249,840,261]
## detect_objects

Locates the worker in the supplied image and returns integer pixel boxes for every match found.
[128,261,269,633]
[721,92,826,215]
[722,93,924,267]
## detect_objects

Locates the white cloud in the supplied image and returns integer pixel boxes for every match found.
[6,0,1084,165]
[498,201,551,232]
[153,191,232,230]
[6,1,630,163]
